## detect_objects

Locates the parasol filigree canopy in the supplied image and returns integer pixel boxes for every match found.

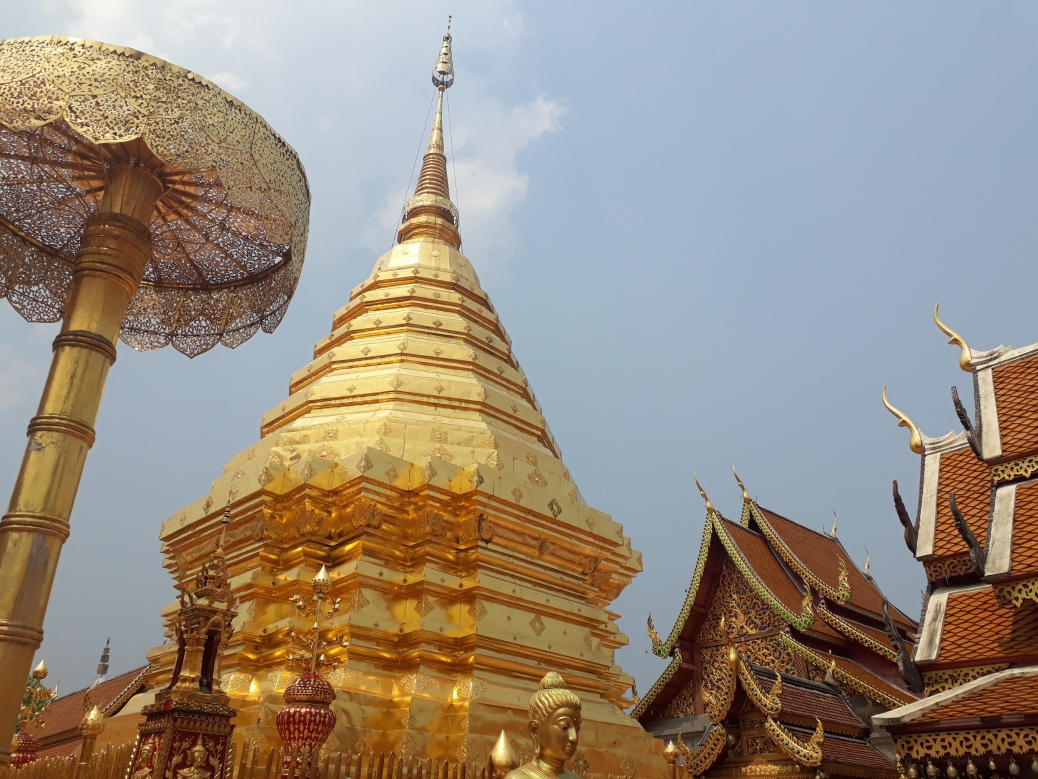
[0,36,310,356]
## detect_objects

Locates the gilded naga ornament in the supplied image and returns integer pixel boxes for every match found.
[505,673,583,779]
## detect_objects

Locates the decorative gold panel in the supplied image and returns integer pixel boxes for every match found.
[922,664,1009,696]
[893,728,1038,759]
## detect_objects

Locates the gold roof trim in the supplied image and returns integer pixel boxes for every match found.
[732,465,751,503]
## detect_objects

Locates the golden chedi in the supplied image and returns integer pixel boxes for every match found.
[141,28,665,779]
[504,673,583,779]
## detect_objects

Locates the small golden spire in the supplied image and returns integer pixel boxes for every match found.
[80,705,104,737]
[882,384,924,454]
[830,510,838,537]
[488,730,519,779]
[31,659,47,680]
[934,303,973,373]
[694,471,715,513]
[663,741,679,764]
[732,465,750,503]
[312,565,333,595]
[398,25,461,248]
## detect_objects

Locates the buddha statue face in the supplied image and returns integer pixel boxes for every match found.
[531,705,580,768]
[190,742,206,767]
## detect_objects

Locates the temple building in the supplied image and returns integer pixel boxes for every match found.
[634,476,920,779]
[871,313,1038,774]
[116,30,666,779]
[27,667,147,758]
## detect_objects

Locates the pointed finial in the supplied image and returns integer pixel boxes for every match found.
[80,705,104,738]
[663,741,679,764]
[864,548,871,576]
[732,465,750,503]
[312,565,333,595]
[934,303,973,373]
[32,660,47,680]
[488,730,519,779]
[432,22,455,90]
[96,638,110,678]
[830,510,838,537]
[882,384,924,454]
[694,472,715,513]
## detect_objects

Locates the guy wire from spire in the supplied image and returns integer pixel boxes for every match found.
[445,87,461,227]
[390,91,437,251]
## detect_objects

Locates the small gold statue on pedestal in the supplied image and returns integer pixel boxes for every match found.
[505,673,582,779]
[176,739,212,779]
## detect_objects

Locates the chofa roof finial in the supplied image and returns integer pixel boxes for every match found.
[934,303,973,373]
[694,471,715,514]
[882,384,924,454]
[732,465,751,504]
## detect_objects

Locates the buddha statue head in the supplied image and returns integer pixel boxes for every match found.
[528,672,581,770]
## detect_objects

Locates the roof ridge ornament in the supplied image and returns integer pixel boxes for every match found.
[934,303,973,373]
[694,471,715,514]
[882,384,924,454]
[732,465,751,504]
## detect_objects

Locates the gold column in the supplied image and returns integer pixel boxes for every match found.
[0,162,161,762]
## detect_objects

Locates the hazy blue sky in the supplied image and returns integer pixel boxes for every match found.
[3,1,1038,696]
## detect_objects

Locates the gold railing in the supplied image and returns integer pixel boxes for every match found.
[0,745,490,779]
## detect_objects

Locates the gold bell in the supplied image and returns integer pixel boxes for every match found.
[1011,759,1021,777]
[992,760,999,772]
[1030,756,1038,774]
[908,765,919,779]
[966,761,977,777]
[948,763,959,779]
[928,761,939,779]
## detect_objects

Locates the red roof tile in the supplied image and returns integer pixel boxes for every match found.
[753,671,864,731]
[933,447,991,559]
[821,737,897,771]
[30,667,146,747]
[914,674,1038,724]
[1010,479,1038,577]
[720,520,842,639]
[992,354,1038,460]
[758,508,915,629]
[936,589,1038,664]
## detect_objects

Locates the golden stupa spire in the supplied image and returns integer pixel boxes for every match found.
[398,21,461,248]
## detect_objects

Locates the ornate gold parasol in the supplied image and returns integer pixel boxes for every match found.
[0,36,310,758]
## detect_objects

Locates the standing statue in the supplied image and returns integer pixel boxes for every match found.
[505,673,582,779]
[175,738,212,779]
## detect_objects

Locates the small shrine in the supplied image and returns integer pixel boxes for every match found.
[872,310,1038,773]
[636,474,919,779]
[128,511,238,779]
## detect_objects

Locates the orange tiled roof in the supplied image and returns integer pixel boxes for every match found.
[935,588,1038,664]
[830,654,916,704]
[754,671,864,731]
[720,520,842,641]
[992,353,1038,460]
[821,737,897,772]
[932,447,991,559]
[913,673,1038,724]
[31,667,146,751]
[1010,479,1038,577]
[757,508,915,629]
